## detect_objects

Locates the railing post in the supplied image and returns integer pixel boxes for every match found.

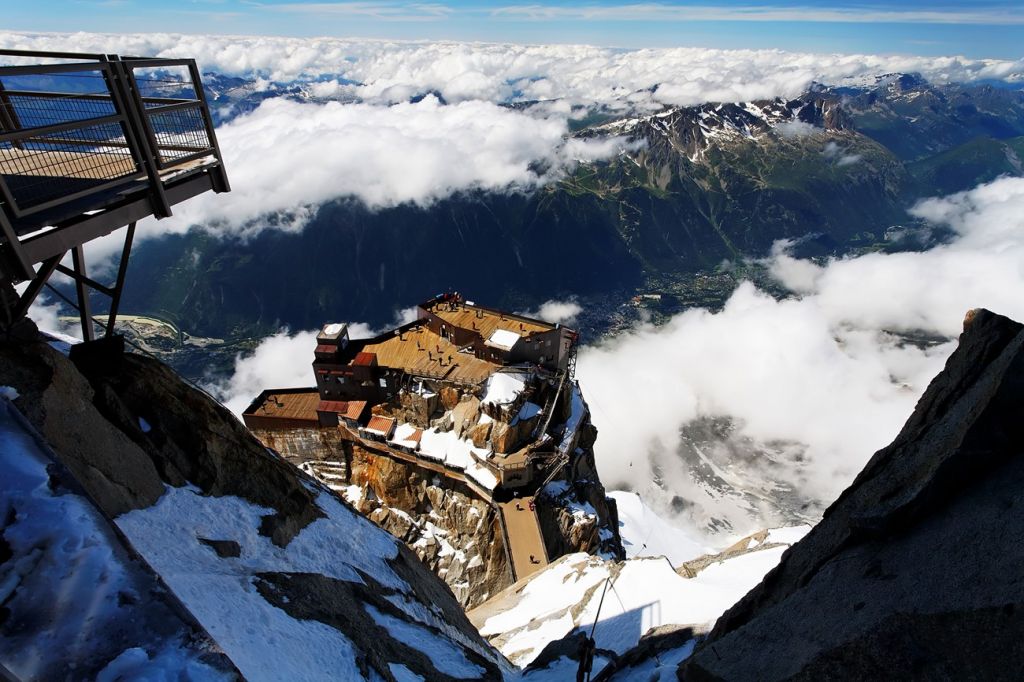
[0,81,23,149]
[102,56,172,218]
[187,60,230,193]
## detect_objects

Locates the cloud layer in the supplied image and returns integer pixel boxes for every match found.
[3,30,1021,241]
[3,31,1021,109]
[166,96,630,235]
[577,176,1024,539]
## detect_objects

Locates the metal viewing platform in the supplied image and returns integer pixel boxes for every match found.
[0,49,229,340]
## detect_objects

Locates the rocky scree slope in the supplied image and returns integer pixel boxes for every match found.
[0,328,511,681]
[680,308,1024,681]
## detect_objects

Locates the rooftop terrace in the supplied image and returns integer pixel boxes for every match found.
[424,299,555,340]
[360,325,497,384]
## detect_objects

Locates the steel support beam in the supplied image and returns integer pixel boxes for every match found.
[19,172,215,265]
[54,264,116,298]
[71,245,95,342]
[105,221,135,337]
[8,254,64,324]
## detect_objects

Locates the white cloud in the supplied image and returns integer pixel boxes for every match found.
[775,120,819,139]
[2,31,1020,109]
[518,299,583,326]
[212,329,321,415]
[147,96,632,236]
[578,176,1024,540]
[3,30,1021,241]
[209,310,414,414]
[23,292,83,342]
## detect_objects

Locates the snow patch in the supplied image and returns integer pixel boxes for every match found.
[610,490,711,566]
[482,372,528,406]
[115,486,412,681]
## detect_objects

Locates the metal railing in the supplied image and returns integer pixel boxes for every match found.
[0,49,224,225]
[0,49,229,337]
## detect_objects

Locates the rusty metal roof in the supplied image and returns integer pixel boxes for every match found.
[317,400,367,420]
[247,391,320,421]
[365,415,396,436]
[353,352,378,367]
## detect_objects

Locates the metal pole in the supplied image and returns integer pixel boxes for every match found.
[188,60,231,193]
[0,80,23,149]
[71,245,95,342]
[103,57,172,218]
[105,221,135,336]
[9,253,64,323]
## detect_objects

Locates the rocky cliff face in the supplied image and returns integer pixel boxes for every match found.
[342,441,513,608]
[680,308,1024,681]
[257,374,624,610]
[0,328,511,681]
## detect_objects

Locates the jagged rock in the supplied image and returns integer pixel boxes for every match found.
[594,625,698,681]
[73,351,324,547]
[199,538,242,558]
[346,444,514,608]
[397,390,439,428]
[255,569,503,681]
[490,417,534,454]
[468,420,492,448]
[0,338,165,516]
[439,386,460,411]
[676,530,784,579]
[536,449,624,562]
[451,396,481,438]
[0,401,239,680]
[350,447,423,511]
[681,309,1024,681]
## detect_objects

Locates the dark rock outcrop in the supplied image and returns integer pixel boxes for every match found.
[680,309,1024,681]
[0,334,511,680]
[74,350,325,546]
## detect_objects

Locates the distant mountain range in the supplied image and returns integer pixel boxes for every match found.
[118,74,1024,340]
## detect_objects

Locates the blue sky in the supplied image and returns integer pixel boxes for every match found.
[7,1,1024,58]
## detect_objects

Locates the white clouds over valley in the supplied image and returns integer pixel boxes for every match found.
[208,177,1024,542]
[169,96,632,234]
[577,177,1024,539]
[3,31,1020,108]
[3,30,1021,235]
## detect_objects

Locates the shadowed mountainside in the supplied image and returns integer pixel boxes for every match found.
[678,308,1024,680]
